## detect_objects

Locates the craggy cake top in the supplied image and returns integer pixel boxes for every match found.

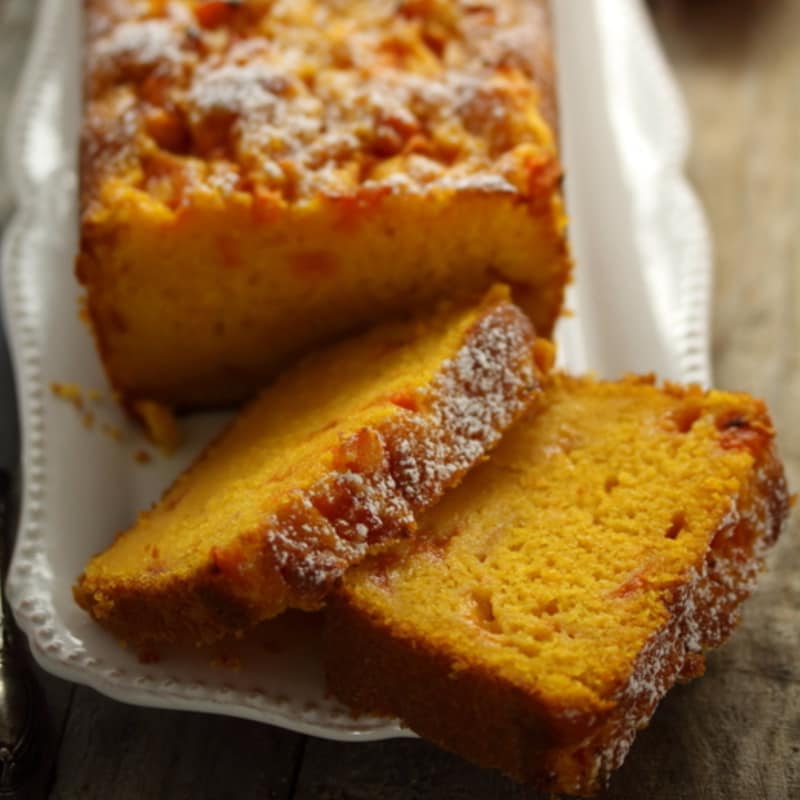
[82,0,559,215]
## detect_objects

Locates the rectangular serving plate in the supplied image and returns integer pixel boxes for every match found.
[2,0,711,740]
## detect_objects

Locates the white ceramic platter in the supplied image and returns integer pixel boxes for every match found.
[2,0,711,740]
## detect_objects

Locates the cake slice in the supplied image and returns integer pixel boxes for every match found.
[75,287,551,647]
[325,374,790,795]
[79,0,570,410]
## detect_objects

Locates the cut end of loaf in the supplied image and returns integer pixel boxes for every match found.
[78,0,570,410]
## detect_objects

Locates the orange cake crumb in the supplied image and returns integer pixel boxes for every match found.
[326,374,789,795]
[100,422,124,442]
[51,381,84,409]
[134,400,182,453]
[74,287,551,647]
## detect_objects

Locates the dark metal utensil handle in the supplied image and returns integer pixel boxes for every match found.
[0,470,47,798]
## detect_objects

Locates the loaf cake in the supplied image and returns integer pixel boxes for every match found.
[325,374,789,795]
[78,0,570,411]
[75,288,551,646]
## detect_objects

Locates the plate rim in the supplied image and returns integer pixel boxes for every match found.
[2,0,713,740]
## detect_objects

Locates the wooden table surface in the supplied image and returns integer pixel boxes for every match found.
[2,1,798,798]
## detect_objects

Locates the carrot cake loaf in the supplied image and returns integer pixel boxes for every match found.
[325,374,789,795]
[79,0,570,410]
[75,287,551,646]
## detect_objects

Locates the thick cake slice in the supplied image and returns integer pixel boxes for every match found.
[75,288,550,647]
[79,0,570,410]
[325,375,790,796]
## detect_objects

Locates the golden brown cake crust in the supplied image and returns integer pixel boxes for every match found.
[324,377,790,795]
[78,0,570,410]
[80,0,559,207]
[74,290,551,647]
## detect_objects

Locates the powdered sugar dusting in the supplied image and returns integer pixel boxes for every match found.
[428,173,517,193]
[190,62,291,119]
[206,163,241,194]
[92,19,184,75]
[267,468,416,600]
[85,0,557,203]
[262,300,537,605]
[390,303,537,506]
[558,450,791,795]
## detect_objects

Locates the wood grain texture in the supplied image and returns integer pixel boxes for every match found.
[293,738,538,800]
[47,686,303,800]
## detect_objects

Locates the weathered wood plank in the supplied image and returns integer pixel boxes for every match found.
[48,686,303,800]
[293,737,546,800]
[603,659,800,800]
[26,668,74,797]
